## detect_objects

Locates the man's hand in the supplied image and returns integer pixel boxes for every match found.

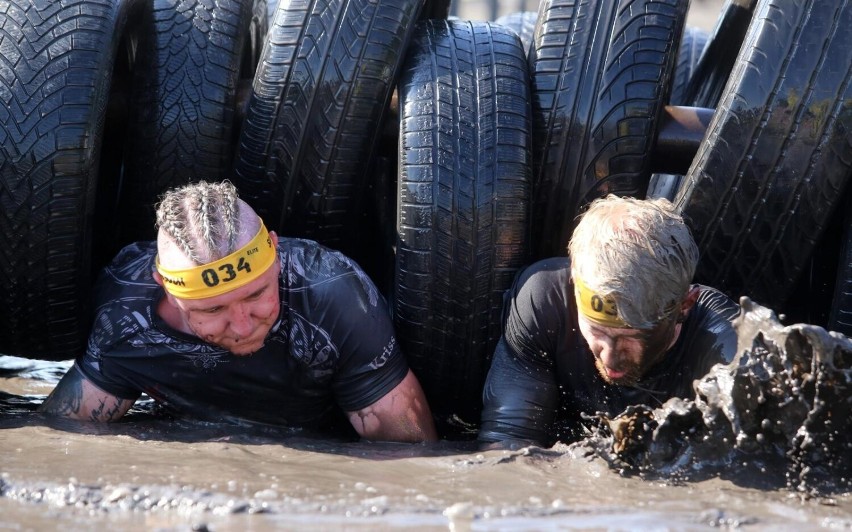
[346,369,437,442]
[39,365,135,422]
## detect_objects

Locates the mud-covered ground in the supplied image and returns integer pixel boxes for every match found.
[1,403,850,531]
[6,2,851,530]
[3,298,851,531]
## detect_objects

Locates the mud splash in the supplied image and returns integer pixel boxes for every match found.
[578,298,851,495]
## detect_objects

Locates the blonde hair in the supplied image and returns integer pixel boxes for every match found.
[155,180,259,265]
[568,195,698,328]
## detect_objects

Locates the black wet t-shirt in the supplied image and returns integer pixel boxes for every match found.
[478,257,740,445]
[75,239,408,429]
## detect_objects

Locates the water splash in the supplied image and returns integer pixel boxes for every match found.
[574,298,851,495]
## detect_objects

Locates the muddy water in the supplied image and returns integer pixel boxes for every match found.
[3,301,852,530]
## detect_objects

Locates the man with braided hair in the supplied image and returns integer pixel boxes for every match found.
[41,181,437,442]
[478,195,740,448]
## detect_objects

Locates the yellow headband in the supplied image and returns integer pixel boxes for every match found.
[573,276,628,328]
[156,223,276,299]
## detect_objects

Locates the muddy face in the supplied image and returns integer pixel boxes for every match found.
[577,315,681,386]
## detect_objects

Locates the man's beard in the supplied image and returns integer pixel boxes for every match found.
[595,356,642,386]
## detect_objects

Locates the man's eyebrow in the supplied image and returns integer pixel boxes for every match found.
[589,323,644,338]
[246,286,266,298]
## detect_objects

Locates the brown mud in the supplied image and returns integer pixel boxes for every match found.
[577,299,851,497]
[2,298,851,530]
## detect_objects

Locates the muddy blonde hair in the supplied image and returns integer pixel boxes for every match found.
[568,195,698,329]
[155,180,259,265]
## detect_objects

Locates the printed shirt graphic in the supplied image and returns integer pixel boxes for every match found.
[77,239,407,428]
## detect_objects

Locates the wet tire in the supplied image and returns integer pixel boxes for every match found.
[232,0,422,264]
[829,199,852,337]
[683,0,756,108]
[648,25,711,202]
[529,0,688,259]
[119,0,267,243]
[395,20,532,436]
[0,0,142,360]
[675,0,852,310]
[670,26,710,106]
[494,11,537,55]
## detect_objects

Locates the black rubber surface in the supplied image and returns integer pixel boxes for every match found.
[828,194,852,337]
[493,11,537,55]
[0,0,142,360]
[421,0,451,20]
[529,0,688,259]
[232,0,422,265]
[675,0,852,309]
[395,20,532,436]
[683,0,756,108]
[648,24,711,202]
[670,25,710,106]
[119,0,266,243]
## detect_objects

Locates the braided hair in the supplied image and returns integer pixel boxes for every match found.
[155,180,244,265]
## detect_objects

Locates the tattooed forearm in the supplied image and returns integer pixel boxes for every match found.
[39,366,132,422]
[89,396,129,422]
[39,368,85,417]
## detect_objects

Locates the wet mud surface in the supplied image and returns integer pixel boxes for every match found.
[2,299,851,530]
[579,299,851,496]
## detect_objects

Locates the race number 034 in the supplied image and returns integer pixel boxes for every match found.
[201,257,252,287]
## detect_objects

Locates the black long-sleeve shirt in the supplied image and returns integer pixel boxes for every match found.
[478,257,740,446]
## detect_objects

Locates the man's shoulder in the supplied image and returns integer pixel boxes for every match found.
[503,257,575,343]
[101,241,159,287]
[510,256,573,298]
[89,242,160,344]
[694,285,740,320]
[680,285,740,364]
[278,238,377,299]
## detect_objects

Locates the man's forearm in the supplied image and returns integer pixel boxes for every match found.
[39,365,134,422]
[478,338,559,446]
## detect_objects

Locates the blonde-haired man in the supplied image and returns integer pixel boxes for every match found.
[41,181,436,443]
[479,195,739,447]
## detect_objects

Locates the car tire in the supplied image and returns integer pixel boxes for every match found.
[529,0,689,259]
[395,20,532,436]
[675,0,852,310]
[682,0,756,108]
[0,0,143,360]
[494,11,537,55]
[119,0,267,243]
[829,203,852,337]
[232,0,422,267]
[670,26,710,107]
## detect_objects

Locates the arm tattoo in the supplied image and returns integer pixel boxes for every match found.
[89,396,127,422]
[39,369,85,417]
[39,367,129,421]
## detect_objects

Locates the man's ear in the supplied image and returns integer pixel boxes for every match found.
[269,230,278,247]
[152,270,181,308]
[678,285,701,322]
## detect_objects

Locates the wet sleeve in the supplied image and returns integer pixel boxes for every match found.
[322,269,409,413]
[75,349,143,401]
[478,260,567,445]
[694,287,741,365]
[75,308,146,401]
[478,336,560,445]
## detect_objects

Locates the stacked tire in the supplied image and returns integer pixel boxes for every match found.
[1,0,850,439]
